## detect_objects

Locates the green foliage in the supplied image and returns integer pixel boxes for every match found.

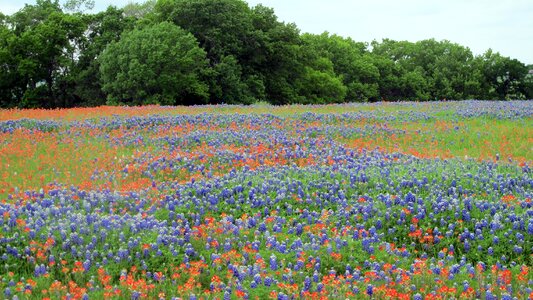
[0,0,531,107]
[296,56,347,104]
[123,0,157,19]
[0,19,17,107]
[209,55,256,104]
[247,5,306,104]
[297,66,347,104]
[156,0,253,61]
[5,1,86,107]
[99,22,209,105]
[303,32,378,102]
[156,0,281,104]
[72,6,136,106]
[371,39,480,100]
[63,0,95,13]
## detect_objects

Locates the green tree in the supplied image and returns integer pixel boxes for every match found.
[423,40,477,99]
[99,22,208,105]
[156,0,263,103]
[370,41,408,101]
[63,0,95,13]
[123,0,157,19]
[7,0,86,107]
[371,38,478,100]
[303,33,379,102]
[0,15,18,106]
[1,0,531,107]
[524,65,533,99]
[208,55,256,104]
[296,57,347,104]
[474,50,530,100]
[249,5,304,104]
[156,0,253,62]
[401,67,430,100]
[72,6,135,106]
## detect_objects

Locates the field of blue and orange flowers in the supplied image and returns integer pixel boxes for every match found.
[0,101,532,299]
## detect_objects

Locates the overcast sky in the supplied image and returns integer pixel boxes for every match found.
[1,0,532,64]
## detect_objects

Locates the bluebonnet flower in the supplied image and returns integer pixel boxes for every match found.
[366,284,373,296]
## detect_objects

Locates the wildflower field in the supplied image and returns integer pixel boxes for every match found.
[0,101,532,300]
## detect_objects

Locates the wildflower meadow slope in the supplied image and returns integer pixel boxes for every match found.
[0,101,532,299]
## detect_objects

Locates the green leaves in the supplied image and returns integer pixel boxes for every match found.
[63,0,95,13]
[2,1,86,107]
[0,0,532,108]
[296,57,347,104]
[99,22,208,105]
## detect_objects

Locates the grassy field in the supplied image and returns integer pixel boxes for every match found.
[0,101,532,299]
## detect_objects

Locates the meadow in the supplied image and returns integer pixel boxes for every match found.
[0,101,532,299]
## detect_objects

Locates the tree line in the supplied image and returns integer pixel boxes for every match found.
[0,0,532,108]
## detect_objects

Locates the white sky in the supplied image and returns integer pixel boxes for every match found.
[1,0,532,64]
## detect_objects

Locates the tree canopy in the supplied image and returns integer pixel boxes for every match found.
[99,21,208,105]
[0,0,530,107]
